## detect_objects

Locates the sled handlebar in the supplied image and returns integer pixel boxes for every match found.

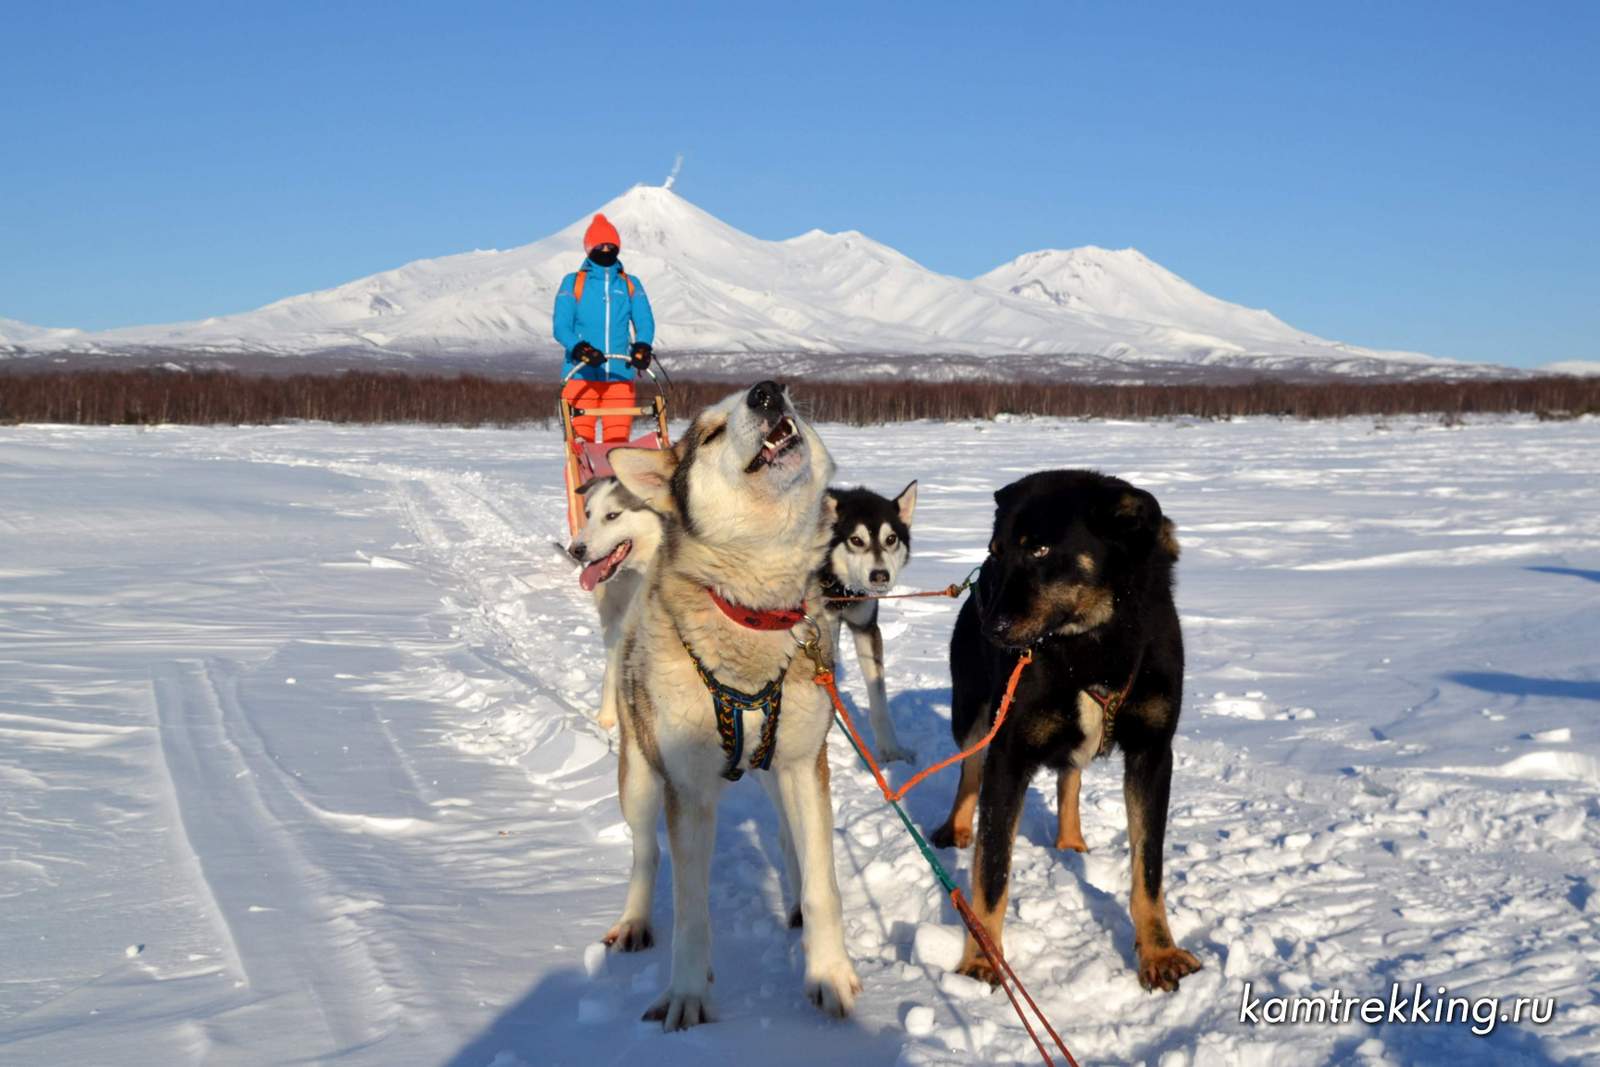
[563,356,668,398]
[562,356,630,384]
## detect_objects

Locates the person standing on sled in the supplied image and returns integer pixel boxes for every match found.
[553,213,655,443]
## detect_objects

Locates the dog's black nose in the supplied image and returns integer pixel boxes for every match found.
[567,541,586,562]
[869,569,890,585]
[747,380,784,411]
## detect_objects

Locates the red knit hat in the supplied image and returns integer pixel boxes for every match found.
[583,213,621,251]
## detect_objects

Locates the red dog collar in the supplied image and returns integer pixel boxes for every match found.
[706,587,806,631]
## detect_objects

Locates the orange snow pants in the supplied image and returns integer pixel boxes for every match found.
[562,379,636,443]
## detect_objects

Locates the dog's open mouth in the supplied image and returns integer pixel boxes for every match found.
[745,415,800,473]
[579,540,632,591]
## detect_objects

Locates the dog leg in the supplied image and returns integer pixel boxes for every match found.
[1125,745,1201,992]
[757,770,804,928]
[597,639,622,731]
[955,751,1029,985]
[603,735,660,952]
[1055,767,1088,852]
[929,726,984,849]
[776,746,860,1017]
[642,781,718,1030]
[852,622,915,765]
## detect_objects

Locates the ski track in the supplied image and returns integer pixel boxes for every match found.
[1,416,1598,1066]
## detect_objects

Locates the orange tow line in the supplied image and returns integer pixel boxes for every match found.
[799,578,1080,1066]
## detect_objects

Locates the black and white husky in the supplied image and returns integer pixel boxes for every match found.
[566,476,664,731]
[819,483,917,764]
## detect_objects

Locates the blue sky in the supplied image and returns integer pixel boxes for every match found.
[4,1,1596,366]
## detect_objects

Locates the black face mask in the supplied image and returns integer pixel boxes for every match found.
[587,247,619,268]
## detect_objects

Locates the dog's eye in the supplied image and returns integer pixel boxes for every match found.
[702,423,726,444]
[604,511,621,522]
[1031,545,1051,559]
[884,534,898,547]
[849,536,865,548]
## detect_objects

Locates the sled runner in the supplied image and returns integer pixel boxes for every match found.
[560,357,671,536]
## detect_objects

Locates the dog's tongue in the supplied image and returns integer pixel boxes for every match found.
[578,559,608,592]
[760,416,796,462]
[578,541,631,592]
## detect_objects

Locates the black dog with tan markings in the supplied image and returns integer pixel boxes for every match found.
[931,469,1200,992]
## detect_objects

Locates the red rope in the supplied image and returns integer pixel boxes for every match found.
[952,890,1080,1067]
[813,649,1079,1066]
[824,581,969,602]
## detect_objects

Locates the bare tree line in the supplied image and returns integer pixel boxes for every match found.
[1,368,1596,427]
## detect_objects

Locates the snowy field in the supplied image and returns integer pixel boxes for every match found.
[2,413,1597,1067]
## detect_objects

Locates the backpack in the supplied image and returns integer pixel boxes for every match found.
[572,265,635,302]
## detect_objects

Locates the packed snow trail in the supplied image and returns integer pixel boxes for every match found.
[1,416,1597,1066]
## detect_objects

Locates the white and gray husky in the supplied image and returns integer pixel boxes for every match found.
[818,483,918,764]
[567,476,664,731]
[605,380,860,1030]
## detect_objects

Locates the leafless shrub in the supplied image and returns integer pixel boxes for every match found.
[1,369,1597,427]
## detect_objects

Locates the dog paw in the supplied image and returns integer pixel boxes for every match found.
[929,820,972,849]
[642,988,715,1031]
[875,742,916,766]
[955,953,1001,987]
[1054,832,1089,853]
[804,960,862,1018]
[601,918,654,953]
[596,707,618,730]
[1137,946,1202,992]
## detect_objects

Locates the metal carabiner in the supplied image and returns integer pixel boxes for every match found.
[791,612,826,669]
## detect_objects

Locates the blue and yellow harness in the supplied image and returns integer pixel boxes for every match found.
[681,638,787,781]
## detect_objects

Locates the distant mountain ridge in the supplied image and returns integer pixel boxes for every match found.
[3,185,1497,381]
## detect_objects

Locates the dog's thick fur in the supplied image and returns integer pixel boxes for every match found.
[931,470,1200,993]
[605,381,861,1030]
[567,476,665,731]
[818,482,918,764]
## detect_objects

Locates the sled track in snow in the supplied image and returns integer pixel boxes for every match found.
[150,659,404,1052]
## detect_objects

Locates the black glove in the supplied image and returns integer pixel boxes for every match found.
[571,341,604,367]
[628,342,653,371]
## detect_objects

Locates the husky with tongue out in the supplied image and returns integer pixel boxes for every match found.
[602,380,860,1031]
[567,476,665,730]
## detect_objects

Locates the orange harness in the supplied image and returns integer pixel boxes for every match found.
[571,266,636,301]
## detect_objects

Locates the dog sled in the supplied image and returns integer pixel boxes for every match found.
[560,357,671,536]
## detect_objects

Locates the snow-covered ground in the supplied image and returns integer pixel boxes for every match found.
[2,414,1597,1066]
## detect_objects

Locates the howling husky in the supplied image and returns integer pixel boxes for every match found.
[566,476,664,731]
[818,483,918,764]
[606,380,860,1031]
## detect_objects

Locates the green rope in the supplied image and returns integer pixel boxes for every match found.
[830,710,958,895]
[824,563,978,895]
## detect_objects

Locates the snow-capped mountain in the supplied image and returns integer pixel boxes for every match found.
[978,247,1362,355]
[0,316,83,351]
[3,185,1483,380]
[1543,360,1600,377]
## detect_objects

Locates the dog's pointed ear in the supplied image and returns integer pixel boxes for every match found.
[575,476,609,497]
[993,478,1026,516]
[895,480,918,526]
[1158,517,1181,560]
[609,446,678,513]
[821,489,840,527]
[1102,486,1163,550]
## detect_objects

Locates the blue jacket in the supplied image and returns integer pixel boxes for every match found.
[552,258,656,382]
